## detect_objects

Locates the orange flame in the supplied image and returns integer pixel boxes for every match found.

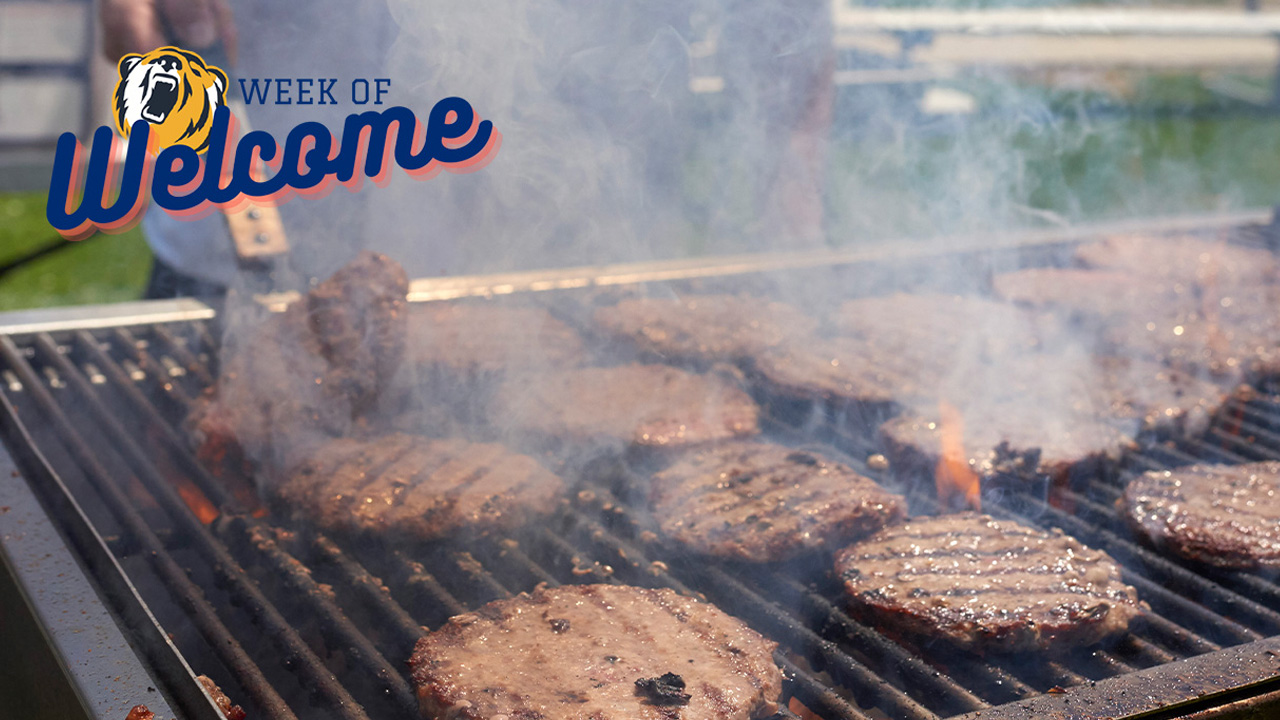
[936,400,981,511]
[175,477,220,525]
[788,697,823,720]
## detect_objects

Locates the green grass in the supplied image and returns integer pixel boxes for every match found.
[824,74,1280,242]
[0,193,152,312]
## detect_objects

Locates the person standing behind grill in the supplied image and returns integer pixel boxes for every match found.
[99,0,398,298]
[98,0,835,297]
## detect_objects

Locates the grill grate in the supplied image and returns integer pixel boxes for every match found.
[2,302,1280,719]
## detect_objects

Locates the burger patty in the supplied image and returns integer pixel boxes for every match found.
[1075,234,1280,287]
[1123,462,1280,570]
[992,267,1185,321]
[651,441,907,561]
[189,251,409,473]
[408,584,783,720]
[593,294,818,365]
[832,293,1060,366]
[408,303,586,376]
[880,410,1133,488]
[1071,234,1280,381]
[490,364,761,448]
[834,513,1145,654]
[278,433,565,539]
[1101,296,1280,384]
[879,353,1238,488]
[750,337,907,407]
[993,266,1280,384]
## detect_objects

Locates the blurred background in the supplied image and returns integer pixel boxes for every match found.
[2,0,1280,310]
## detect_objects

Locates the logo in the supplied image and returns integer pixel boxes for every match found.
[47,45,501,240]
[114,46,227,153]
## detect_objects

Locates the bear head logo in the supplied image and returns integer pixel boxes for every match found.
[113,46,227,154]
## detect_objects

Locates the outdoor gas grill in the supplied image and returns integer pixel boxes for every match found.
[2,209,1280,720]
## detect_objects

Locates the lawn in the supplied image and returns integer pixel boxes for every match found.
[0,193,152,312]
[824,74,1280,241]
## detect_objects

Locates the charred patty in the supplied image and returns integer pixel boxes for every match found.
[651,441,907,562]
[1123,462,1280,570]
[834,513,1145,653]
[278,433,564,539]
[408,584,783,720]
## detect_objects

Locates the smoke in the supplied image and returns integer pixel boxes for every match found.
[361,0,843,276]
[205,0,1278,511]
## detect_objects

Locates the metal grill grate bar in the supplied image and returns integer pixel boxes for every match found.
[215,517,420,717]
[0,336,304,720]
[16,333,374,720]
[4,297,1280,720]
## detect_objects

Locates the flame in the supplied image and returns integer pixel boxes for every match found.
[175,477,220,525]
[936,400,981,511]
[788,697,823,720]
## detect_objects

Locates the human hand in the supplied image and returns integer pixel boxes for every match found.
[101,0,237,64]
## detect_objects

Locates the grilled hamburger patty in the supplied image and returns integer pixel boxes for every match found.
[1123,462,1280,570]
[1071,234,1280,381]
[755,294,1059,409]
[880,411,1133,487]
[491,364,761,448]
[278,433,564,539]
[593,294,818,365]
[189,251,409,472]
[1076,234,1280,287]
[835,513,1145,653]
[408,303,585,375]
[651,441,907,561]
[833,293,1059,364]
[1102,294,1280,383]
[879,353,1238,487]
[993,266,1280,384]
[409,584,783,720]
[992,267,1185,321]
[751,337,907,407]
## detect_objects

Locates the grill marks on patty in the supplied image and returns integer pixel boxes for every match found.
[408,584,783,720]
[1123,462,1280,570]
[651,441,907,561]
[279,433,564,539]
[835,513,1145,653]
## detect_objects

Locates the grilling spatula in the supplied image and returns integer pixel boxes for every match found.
[193,42,292,276]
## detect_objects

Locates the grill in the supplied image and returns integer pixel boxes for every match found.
[2,211,1280,720]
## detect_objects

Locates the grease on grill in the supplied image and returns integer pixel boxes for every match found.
[635,672,692,706]
[124,706,155,720]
